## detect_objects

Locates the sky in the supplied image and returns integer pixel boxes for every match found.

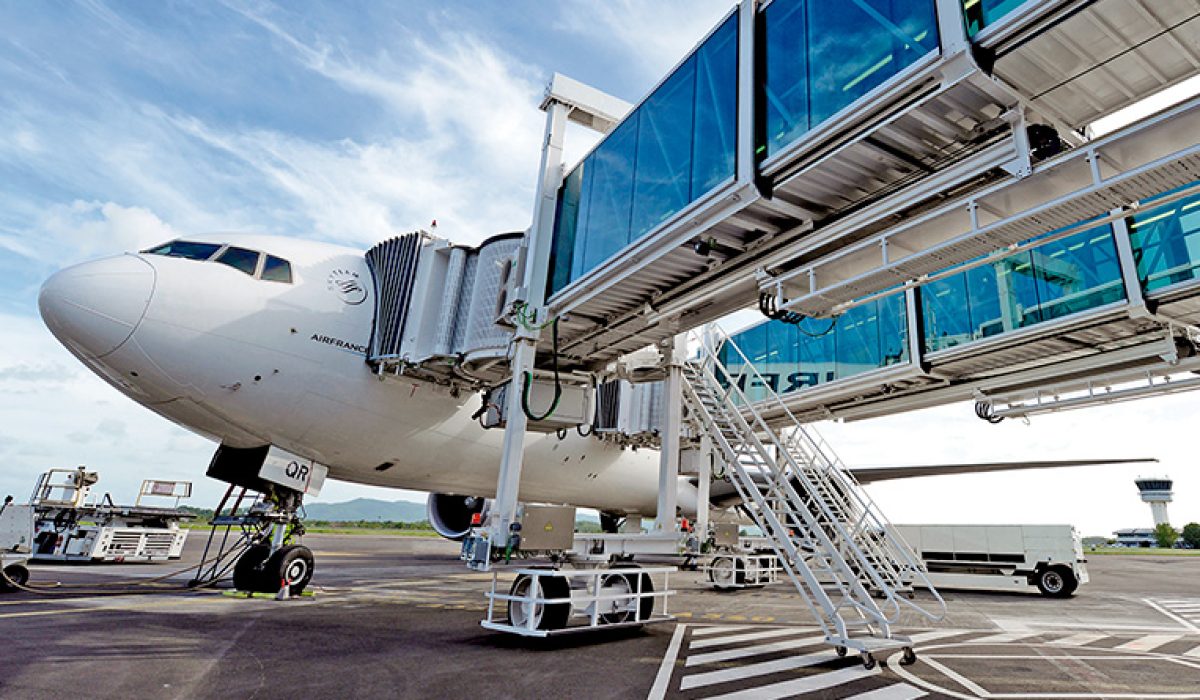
[0,1,1197,537]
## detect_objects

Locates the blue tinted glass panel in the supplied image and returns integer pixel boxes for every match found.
[763,0,937,157]
[807,0,937,125]
[878,293,910,365]
[1031,225,1124,321]
[762,0,809,157]
[922,275,971,351]
[216,246,260,276]
[924,226,1124,353]
[724,290,910,405]
[836,302,881,378]
[1130,190,1200,292]
[631,58,696,240]
[580,118,638,275]
[548,165,584,296]
[545,12,739,297]
[142,240,222,261]
[692,15,738,195]
[569,163,596,283]
[963,0,1027,38]
[261,255,292,283]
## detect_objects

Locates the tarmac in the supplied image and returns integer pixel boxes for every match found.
[2,534,1199,699]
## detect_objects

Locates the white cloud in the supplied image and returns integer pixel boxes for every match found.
[554,0,736,83]
[26,200,179,263]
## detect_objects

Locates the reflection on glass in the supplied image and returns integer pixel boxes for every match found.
[547,14,738,296]
[923,224,1124,352]
[719,293,910,404]
[1129,189,1200,292]
[762,0,937,158]
[962,0,1027,38]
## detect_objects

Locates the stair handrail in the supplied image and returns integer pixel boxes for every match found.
[689,325,947,623]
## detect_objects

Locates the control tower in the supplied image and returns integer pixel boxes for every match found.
[1135,477,1174,526]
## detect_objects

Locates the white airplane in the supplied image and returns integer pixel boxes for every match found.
[37,232,1150,589]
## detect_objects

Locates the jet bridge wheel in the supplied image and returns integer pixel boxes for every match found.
[1,564,29,592]
[598,565,654,625]
[507,571,571,631]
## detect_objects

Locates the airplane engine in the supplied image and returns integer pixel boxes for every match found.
[427,493,489,541]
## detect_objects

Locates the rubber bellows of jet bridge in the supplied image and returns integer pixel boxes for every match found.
[365,231,522,383]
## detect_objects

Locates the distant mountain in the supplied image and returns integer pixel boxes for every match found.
[303,498,428,522]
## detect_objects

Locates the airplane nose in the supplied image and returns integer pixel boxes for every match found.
[38,254,155,359]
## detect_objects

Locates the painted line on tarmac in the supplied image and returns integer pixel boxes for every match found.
[647,623,686,700]
[0,595,237,620]
[1144,598,1200,634]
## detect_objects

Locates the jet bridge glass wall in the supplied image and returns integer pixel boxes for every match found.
[546,13,738,297]
[962,0,1026,38]
[1129,187,1200,294]
[922,223,1125,353]
[718,292,909,403]
[760,0,939,159]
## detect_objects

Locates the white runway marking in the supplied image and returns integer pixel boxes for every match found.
[1049,632,1109,646]
[699,666,879,700]
[647,623,687,700]
[842,683,928,699]
[689,627,809,649]
[686,634,826,666]
[1146,599,1200,634]
[1116,634,1183,651]
[679,653,829,690]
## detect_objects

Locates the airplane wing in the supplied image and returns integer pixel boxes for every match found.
[702,457,1156,508]
[849,457,1157,483]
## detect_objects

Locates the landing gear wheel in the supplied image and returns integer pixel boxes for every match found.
[598,567,655,624]
[507,572,571,631]
[1035,566,1077,598]
[835,645,847,658]
[861,652,876,670]
[900,647,917,666]
[0,564,29,592]
[233,545,271,592]
[265,545,315,594]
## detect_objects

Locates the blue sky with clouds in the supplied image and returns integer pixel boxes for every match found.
[1,1,1198,534]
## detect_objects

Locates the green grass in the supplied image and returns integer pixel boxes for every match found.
[1089,546,1200,556]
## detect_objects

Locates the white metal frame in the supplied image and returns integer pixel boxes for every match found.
[481,566,676,638]
[702,552,781,589]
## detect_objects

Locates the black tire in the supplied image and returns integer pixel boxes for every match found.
[861,652,876,670]
[264,545,315,595]
[507,572,571,631]
[708,556,738,590]
[1035,566,1077,598]
[1,564,29,592]
[233,545,271,592]
[900,647,917,666]
[596,568,655,624]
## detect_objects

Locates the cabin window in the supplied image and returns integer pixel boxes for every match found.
[215,246,261,276]
[141,240,222,261]
[260,255,293,283]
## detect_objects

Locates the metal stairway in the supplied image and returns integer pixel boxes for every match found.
[681,328,946,661]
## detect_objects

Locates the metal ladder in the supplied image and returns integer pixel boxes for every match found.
[681,327,946,663]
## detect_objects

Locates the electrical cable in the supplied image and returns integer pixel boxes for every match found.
[758,293,837,336]
[521,316,562,422]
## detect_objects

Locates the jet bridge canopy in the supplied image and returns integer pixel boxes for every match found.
[527,0,1200,370]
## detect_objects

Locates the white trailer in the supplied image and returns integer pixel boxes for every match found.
[0,497,34,591]
[893,524,1088,597]
[28,468,193,563]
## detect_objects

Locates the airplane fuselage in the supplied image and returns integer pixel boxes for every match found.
[38,234,695,516]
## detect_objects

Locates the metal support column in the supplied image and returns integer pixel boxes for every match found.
[487,99,569,548]
[655,334,685,532]
[695,434,713,542]
[1111,209,1149,314]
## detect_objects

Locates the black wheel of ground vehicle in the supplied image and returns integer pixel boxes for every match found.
[507,572,571,631]
[900,646,917,666]
[1,564,29,592]
[835,645,847,657]
[598,566,655,624]
[708,556,739,591]
[1035,566,1077,598]
[264,545,315,594]
[861,652,876,670]
[233,545,271,592]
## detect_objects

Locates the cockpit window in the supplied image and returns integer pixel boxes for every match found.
[260,255,293,283]
[141,240,222,261]
[215,246,261,276]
